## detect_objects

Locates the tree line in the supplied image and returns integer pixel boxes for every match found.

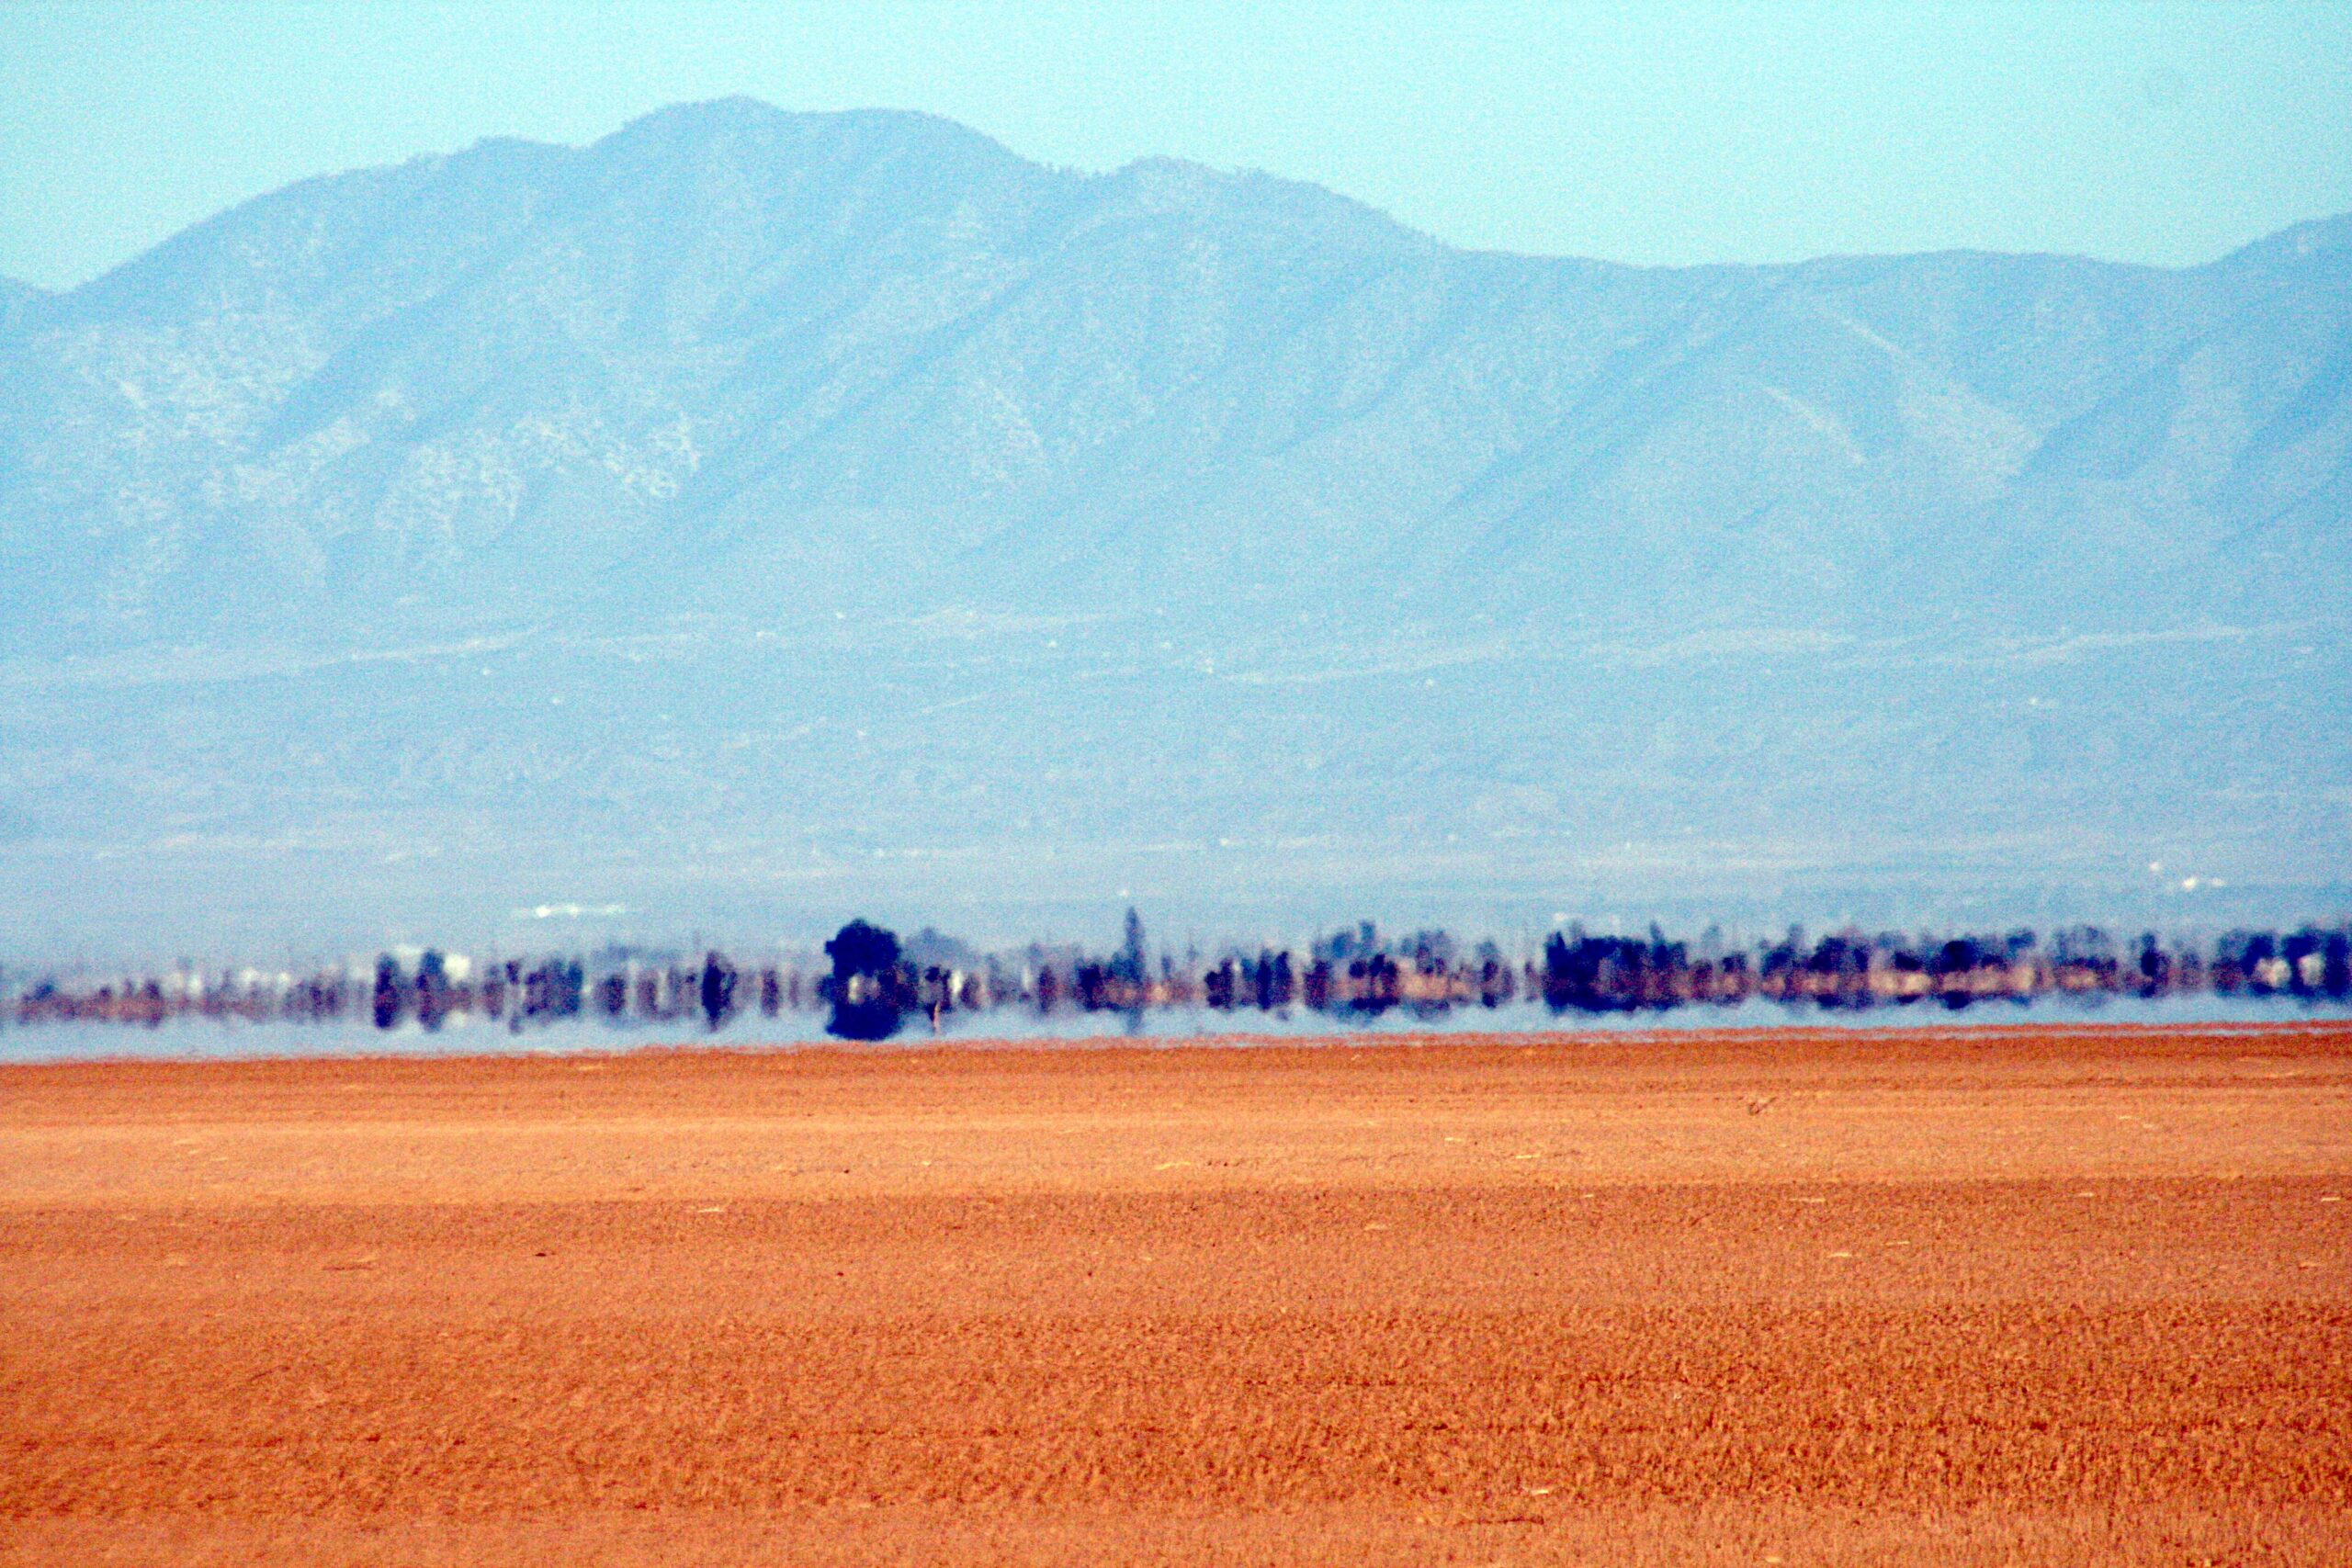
[7,913,2350,1039]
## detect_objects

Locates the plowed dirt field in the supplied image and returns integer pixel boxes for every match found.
[3,1023,2347,1565]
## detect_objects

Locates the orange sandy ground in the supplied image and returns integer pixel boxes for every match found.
[2,1022,2348,1566]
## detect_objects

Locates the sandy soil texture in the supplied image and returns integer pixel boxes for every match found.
[2,1022,2347,1565]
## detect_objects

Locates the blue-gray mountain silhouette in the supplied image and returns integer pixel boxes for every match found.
[0,100,2342,952]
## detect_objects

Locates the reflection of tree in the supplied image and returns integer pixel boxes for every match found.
[31,916,2352,1044]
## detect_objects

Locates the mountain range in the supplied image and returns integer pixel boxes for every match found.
[0,99,2344,957]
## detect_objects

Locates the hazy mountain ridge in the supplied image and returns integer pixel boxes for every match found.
[0,100,2343,952]
[6,97,2346,650]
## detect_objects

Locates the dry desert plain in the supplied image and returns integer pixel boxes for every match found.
[2,1022,2348,1565]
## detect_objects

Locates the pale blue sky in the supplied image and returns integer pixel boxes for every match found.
[4,1,2350,290]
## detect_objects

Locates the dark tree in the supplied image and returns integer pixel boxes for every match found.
[415,950,449,1032]
[1114,907,1148,987]
[824,919,905,1041]
[1204,957,1237,1010]
[1541,931,1577,1010]
[699,950,738,1031]
[827,919,899,982]
[371,955,405,1031]
[1475,940,1510,1008]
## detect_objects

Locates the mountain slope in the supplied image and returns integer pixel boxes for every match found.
[0,101,2343,952]
[7,98,2347,649]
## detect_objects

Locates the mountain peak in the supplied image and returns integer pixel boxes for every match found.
[1101,153,1429,254]
[2215,209,2352,274]
[599,97,1033,175]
